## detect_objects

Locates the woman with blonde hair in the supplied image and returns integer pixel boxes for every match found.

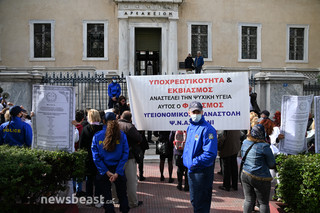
[91,112,129,213]
[79,109,103,200]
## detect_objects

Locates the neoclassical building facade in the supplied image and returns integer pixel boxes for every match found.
[0,0,319,78]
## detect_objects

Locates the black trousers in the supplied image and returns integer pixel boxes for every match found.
[221,154,238,189]
[96,166,129,213]
[175,155,188,187]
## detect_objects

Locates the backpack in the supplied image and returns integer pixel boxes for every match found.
[173,130,186,150]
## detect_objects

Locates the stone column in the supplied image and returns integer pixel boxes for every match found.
[168,19,178,75]
[254,72,307,116]
[118,18,129,76]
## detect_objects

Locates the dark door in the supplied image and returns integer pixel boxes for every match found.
[135,28,161,75]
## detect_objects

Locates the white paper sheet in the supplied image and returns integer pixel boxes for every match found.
[32,85,75,152]
[279,95,313,155]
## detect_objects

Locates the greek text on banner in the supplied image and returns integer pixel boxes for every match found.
[126,73,250,131]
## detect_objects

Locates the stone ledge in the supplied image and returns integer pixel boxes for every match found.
[269,201,287,213]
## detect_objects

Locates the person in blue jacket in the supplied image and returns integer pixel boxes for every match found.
[0,105,32,147]
[108,76,121,109]
[194,51,204,74]
[183,101,217,213]
[91,112,130,213]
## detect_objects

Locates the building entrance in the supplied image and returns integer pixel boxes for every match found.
[135,28,161,75]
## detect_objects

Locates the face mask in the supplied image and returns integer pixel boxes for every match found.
[190,114,202,122]
[113,80,117,83]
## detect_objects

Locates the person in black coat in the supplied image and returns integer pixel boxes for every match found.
[184,53,194,71]
[79,109,103,198]
[154,131,174,183]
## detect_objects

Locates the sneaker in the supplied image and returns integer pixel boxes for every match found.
[168,178,174,183]
[160,175,165,181]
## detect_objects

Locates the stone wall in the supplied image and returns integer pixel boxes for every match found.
[0,71,42,112]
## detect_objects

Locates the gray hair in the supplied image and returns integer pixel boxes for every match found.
[197,51,201,55]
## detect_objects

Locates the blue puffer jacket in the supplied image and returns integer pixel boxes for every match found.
[108,82,121,98]
[0,116,32,147]
[183,115,217,173]
[241,139,276,178]
[91,125,129,176]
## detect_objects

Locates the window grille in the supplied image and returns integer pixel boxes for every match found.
[87,24,104,57]
[241,26,257,59]
[191,25,208,58]
[34,24,51,58]
[289,28,304,60]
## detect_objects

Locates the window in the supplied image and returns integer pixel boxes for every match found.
[238,23,261,62]
[187,22,212,61]
[83,21,108,60]
[29,20,55,61]
[286,25,309,63]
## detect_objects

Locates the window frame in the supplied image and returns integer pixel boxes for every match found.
[29,20,55,61]
[238,23,262,62]
[286,24,309,63]
[82,20,108,61]
[187,22,212,61]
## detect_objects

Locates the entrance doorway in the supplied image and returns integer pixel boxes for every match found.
[135,28,161,75]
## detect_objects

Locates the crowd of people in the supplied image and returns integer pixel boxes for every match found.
[0,83,317,213]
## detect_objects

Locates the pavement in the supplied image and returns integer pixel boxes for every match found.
[78,159,246,213]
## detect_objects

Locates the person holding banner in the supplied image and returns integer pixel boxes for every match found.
[249,86,261,116]
[91,112,130,213]
[183,101,217,213]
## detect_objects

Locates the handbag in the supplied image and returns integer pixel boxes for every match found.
[156,140,168,155]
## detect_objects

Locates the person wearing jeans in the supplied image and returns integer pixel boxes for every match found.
[240,124,276,213]
[241,171,271,213]
[182,101,217,213]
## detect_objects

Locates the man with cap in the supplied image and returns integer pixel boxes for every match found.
[91,112,130,213]
[260,110,270,119]
[108,76,121,109]
[182,101,217,213]
[0,105,32,147]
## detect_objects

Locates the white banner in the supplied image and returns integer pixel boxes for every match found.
[279,95,313,155]
[32,85,75,152]
[314,96,320,153]
[127,73,250,131]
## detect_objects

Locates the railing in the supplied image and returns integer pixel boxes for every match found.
[304,82,320,97]
[41,72,127,111]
